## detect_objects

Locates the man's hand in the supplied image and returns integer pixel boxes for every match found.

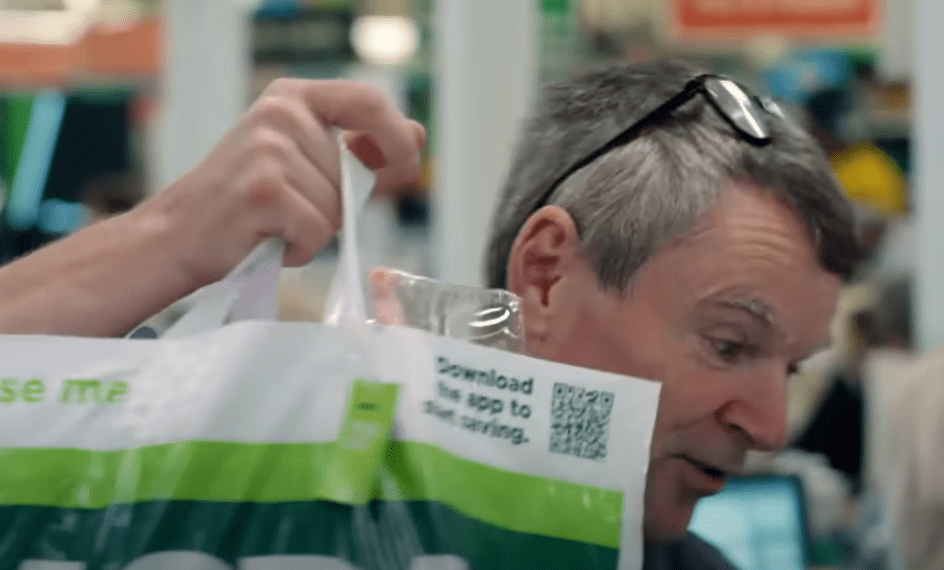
[0,79,425,336]
[143,78,426,288]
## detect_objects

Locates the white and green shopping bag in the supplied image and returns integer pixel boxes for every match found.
[0,149,661,570]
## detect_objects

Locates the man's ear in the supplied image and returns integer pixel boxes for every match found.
[506,205,588,341]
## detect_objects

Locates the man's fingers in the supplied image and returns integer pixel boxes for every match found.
[369,267,405,326]
[345,120,426,193]
[281,147,342,231]
[408,120,426,149]
[251,78,426,256]
[273,79,423,184]
[345,119,426,169]
[279,190,336,267]
[345,132,386,170]
[252,94,342,191]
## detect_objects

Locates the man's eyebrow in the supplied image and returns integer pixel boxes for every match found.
[713,298,778,329]
[710,297,827,355]
[712,297,805,347]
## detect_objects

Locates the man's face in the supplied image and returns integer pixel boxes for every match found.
[510,182,842,542]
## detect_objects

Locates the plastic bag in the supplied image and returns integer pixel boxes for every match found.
[0,146,661,570]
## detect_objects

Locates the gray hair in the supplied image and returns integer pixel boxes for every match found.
[485,60,860,292]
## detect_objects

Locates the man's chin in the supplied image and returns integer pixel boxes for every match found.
[641,482,702,544]
[642,509,695,544]
[643,456,731,543]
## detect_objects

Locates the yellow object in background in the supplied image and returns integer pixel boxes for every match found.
[831,143,909,216]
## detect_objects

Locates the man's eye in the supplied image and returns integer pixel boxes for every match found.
[712,339,747,362]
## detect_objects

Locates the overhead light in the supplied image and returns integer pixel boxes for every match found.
[350,15,419,66]
[0,0,99,45]
[0,1,67,9]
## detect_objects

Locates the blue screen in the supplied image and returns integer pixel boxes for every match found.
[688,476,807,570]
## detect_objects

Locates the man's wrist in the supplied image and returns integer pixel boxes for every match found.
[118,202,210,306]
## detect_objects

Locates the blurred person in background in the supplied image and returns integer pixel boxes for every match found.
[0,62,860,570]
[887,348,944,570]
[784,68,913,510]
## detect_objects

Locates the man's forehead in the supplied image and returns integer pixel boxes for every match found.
[618,182,840,349]
[651,184,828,287]
[689,184,814,237]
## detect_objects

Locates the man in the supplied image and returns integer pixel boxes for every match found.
[887,348,944,570]
[485,60,858,568]
[0,61,858,568]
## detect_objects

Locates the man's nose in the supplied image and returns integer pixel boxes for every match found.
[718,366,789,452]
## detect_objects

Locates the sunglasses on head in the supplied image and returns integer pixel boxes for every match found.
[531,74,787,212]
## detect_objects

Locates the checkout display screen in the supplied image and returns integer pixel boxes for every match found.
[688,475,808,570]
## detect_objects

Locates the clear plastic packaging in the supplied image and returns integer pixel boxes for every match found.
[368,268,525,354]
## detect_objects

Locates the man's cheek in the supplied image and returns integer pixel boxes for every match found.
[644,460,698,541]
[649,390,686,458]
[659,368,729,429]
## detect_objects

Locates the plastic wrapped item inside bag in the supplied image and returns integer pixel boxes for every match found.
[369,267,525,354]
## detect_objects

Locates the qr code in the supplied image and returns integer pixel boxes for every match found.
[549,382,614,461]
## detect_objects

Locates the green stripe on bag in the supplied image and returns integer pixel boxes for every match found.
[384,442,624,548]
[0,441,623,548]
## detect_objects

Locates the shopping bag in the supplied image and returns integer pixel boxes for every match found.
[0,147,661,570]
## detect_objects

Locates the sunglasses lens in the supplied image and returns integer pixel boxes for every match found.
[703,77,771,142]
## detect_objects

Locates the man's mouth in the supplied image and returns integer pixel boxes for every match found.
[681,456,727,480]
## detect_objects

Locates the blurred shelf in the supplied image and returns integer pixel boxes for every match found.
[0,16,160,93]
[0,74,158,95]
[864,108,911,139]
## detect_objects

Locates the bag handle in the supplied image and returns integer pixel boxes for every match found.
[126,139,371,340]
[322,136,368,332]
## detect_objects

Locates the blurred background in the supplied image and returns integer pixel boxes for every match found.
[0,0,938,569]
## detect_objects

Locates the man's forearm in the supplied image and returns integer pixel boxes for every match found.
[0,79,424,338]
[0,207,200,337]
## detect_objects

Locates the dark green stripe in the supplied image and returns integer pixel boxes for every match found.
[0,441,623,548]
[0,500,619,570]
